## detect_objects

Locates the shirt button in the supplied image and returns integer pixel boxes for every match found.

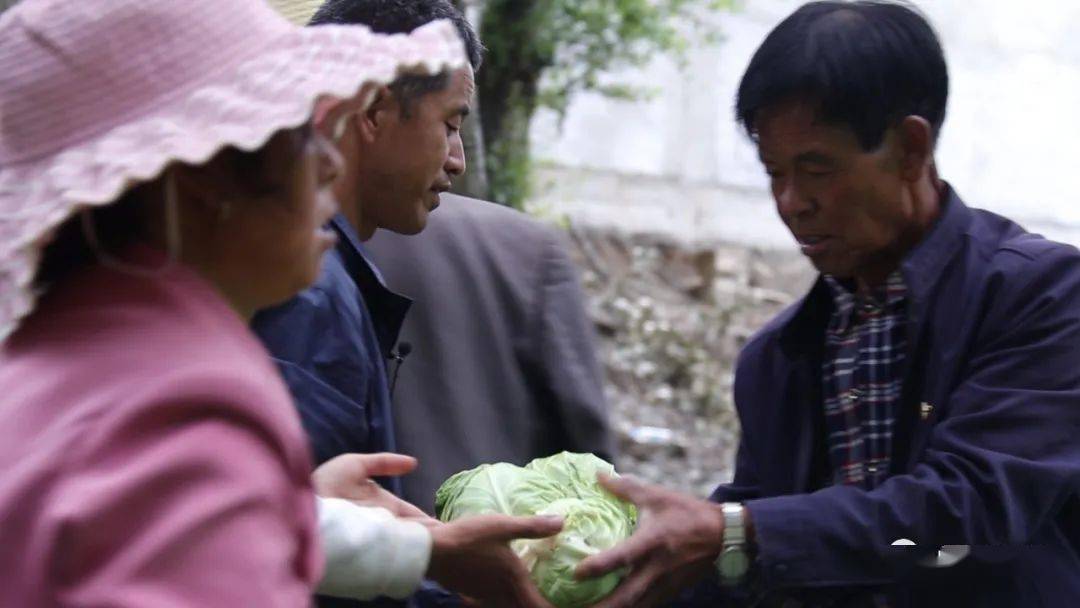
[921,402,934,420]
[867,464,879,474]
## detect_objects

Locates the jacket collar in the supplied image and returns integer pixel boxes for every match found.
[329,214,412,359]
[897,183,971,308]
[779,183,972,352]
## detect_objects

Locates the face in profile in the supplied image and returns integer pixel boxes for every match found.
[357,65,475,235]
[213,124,343,308]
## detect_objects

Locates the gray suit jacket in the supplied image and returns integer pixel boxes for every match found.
[366,194,614,512]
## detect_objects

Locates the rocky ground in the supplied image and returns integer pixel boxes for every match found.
[565,226,815,497]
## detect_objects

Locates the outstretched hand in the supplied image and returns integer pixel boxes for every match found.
[574,475,726,608]
[427,513,564,608]
[311,452,431,520]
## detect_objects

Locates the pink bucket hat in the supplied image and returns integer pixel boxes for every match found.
[0,0,466,342]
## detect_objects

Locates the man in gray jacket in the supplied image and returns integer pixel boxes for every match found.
[367,194,615,512]
[266,0,614,517]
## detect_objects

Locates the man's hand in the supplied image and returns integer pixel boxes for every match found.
[574,475,726,608]
[427,514,564,608]
[311,453,430,520]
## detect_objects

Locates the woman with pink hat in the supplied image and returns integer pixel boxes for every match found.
[0,0,559,605]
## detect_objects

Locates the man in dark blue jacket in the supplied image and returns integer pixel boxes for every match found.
[253,2,559,607]
[255,0,480,477]
[574,3,1080,607]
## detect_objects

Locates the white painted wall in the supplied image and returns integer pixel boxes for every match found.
[530,0,1080,248]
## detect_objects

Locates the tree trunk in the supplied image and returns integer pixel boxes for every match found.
[452,89,492,200]
[449,0,493,201]
[477,0,549,207]
[481,90,535,208]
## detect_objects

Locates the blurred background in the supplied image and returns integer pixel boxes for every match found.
[445,0,1080,496]
[529,0,1080,247]
[4,0,1076,496]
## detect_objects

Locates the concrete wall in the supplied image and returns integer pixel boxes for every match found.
[529,0,1080,248]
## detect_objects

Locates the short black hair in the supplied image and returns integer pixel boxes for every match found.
[736,1,949,150]
[310,0,483,115]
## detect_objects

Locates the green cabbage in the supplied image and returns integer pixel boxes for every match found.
[435,452,636,608]
[435,463,565,520]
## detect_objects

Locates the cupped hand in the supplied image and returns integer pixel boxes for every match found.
[574,475,726,608]
[427,513,564,608]
[311,452,431,520]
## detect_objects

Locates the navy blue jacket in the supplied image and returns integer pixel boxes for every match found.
[253,215,410,474]
[255,216,454,608]
[710,187,1080,606]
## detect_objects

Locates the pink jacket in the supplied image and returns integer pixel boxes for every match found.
[0,253,321,606]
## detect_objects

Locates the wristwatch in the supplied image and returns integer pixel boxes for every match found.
[716,502,750,585]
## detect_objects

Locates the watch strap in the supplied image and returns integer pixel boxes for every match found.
[717,502,750,584]
[722,503,745,544]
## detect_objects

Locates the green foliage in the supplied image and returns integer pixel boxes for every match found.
[529,0,731,116]
[477,0,735,208]
[435,452,637,608]
[483,104,534,212]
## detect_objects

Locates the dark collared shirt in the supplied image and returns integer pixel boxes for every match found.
[252,214,411,475]
[253,217,464,608]
[822,272,907,489]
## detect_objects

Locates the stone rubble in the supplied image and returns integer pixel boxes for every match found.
[566,226,815,497]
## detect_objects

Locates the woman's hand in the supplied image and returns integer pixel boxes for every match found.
[312,452,431,520]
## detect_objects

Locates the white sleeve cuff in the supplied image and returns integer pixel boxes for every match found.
[316,496,433,600]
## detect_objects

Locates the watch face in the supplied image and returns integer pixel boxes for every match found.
[719,548,750,578]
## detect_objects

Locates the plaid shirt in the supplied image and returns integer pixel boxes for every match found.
[822,272,908,490]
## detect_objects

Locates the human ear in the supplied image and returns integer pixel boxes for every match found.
[354,85,397,143]
[896,116,934,183]
[171,157,243,224]
[313,82,387,141]
[313,97,344,139]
